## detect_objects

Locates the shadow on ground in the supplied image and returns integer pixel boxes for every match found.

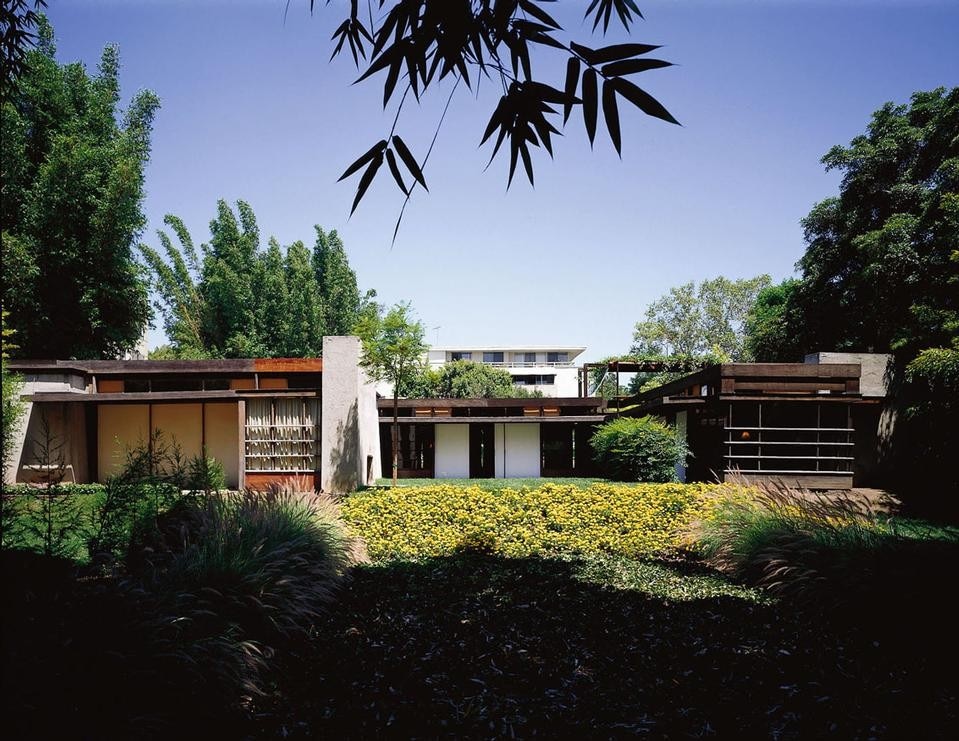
[261,554,956,739]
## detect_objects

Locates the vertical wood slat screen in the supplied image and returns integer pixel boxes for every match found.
[244,397,319,472]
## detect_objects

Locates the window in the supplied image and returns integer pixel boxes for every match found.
[483,352,504,363]
[513,374,555,385]
[245,397,320,472]
[547,352,569,363]
[518,352,537,363]
[451,351,471,361]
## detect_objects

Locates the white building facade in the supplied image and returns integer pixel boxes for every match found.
[427,346,585,397]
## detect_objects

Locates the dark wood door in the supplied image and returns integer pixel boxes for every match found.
[469,423,495,478]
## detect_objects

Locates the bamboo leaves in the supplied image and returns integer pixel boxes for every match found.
[339,135,427,215]
[325,0,678,217]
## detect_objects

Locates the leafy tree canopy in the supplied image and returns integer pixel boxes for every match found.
[356,301,428,486]
[318,0,679,232]
[1,18,158,358]
[140,200,370,358]
[631,275,771,362]
[744,279,806,362]
[748,88,959,362]
[399,359,543,398]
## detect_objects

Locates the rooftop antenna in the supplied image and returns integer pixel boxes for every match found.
[432,326,441,345]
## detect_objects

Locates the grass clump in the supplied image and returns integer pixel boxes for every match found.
[692,481,959,645]
[342,481,718,561]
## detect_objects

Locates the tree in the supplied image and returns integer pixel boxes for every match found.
[744,279,805,362]
[314,227,361,336]
[318,1,679,231]
[0,0,46,98]
[749,88,958,362]
[400,359,543,398]
[631,275,771,361]
[356,302,427,487]
[1,19,158,358]
[140,200,369,358]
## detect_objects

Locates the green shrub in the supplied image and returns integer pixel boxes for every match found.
[590,416,687,482]
[342,482,717,560]
[187,452,226,492]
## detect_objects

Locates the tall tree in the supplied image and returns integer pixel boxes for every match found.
[631,275,771,361]
[141,200,370,358]
[750,88,958,361]
[1,19,158,358]
[256,238,291,354]
[313,227,360,336]
[284,240,325,357]
[201,200,261,357]
[356,302,427,487]
[744,279,806,362]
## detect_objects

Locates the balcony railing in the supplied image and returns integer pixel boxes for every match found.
[481,361,575,368]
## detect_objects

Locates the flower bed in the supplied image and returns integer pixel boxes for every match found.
[342,482,719,560]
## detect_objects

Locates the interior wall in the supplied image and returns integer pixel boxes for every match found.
[435,424,470,478]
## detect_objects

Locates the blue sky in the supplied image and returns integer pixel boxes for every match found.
[46,1,958,360]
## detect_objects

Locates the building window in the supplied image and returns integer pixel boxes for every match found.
[451,351,472,361]
[518,352,537,363]
[245,397,320,472]
[547,352,569,363]
[483,352,504,363]
[513,374,556,385]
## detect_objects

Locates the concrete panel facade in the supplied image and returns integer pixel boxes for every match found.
[435,424,470,478]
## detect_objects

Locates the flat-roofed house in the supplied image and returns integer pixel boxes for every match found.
[4,336,381,493]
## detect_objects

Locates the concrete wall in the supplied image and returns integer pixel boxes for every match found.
[804,352,893,398]
[5,374,87,485]
[321,336,382,493]
[16,402,88,483]
[494,423,541,478]
[435,424,470,478]
[674,411,688,483]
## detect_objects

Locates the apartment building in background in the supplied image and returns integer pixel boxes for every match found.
[426,345,586,397]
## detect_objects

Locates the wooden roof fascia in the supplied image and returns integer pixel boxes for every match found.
[378,397,606,409]
[381,415,607,424]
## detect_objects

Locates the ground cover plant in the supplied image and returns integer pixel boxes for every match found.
[343,481,717,560]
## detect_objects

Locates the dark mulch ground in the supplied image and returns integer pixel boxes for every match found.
[255,554,957,739]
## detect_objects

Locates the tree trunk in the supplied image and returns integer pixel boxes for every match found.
[392,389,399,487]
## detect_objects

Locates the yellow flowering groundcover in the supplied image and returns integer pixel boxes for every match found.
[341,482,721,560]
